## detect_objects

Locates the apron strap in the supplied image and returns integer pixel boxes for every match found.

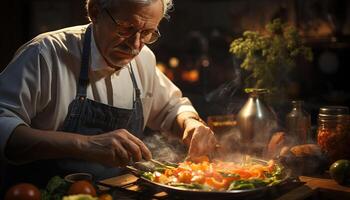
[128,62,142,106]
[76,25,92,98]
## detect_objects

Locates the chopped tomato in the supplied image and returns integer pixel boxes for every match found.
[232,169,252,179]
[164,169,173,176]
[154,171,169,184]
[191,175,206,184]
[177,171,192,183]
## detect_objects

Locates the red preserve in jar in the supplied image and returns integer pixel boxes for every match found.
[317,106,350,163]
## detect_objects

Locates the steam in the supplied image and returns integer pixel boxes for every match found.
[143,132,186,163]
[213,124,279,161]
[205,64,241,104]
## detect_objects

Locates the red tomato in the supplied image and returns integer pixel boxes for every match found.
[177,171,192,183]
[67,180,96,197]
[4,183,41,200]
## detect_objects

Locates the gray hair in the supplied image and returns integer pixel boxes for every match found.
[86,0,173,20]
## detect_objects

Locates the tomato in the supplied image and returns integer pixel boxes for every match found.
[98,193,113,200]
[153,171,169,184]
[67,180,96,197]
[330,159,350,184]
[177,171,192,183]
[190,175,205,184]
[4,183,41,200]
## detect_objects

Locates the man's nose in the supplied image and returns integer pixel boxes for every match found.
[126,32,142,50]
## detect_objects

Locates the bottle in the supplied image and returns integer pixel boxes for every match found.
[237,88,277,154]
[285,100,311,144]
[317,106,350,163]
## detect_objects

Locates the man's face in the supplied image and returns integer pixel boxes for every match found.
[92,0,163,68]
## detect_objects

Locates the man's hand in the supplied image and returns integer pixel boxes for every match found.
[182,119,217,159]
[5,126,151,166]
[82,129,152,167]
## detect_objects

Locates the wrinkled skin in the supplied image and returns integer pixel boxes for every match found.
[182,119,217,160]
[83,129,152,166]
[90,0,163,69]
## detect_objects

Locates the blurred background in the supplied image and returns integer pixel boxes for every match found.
[1,0,350,125]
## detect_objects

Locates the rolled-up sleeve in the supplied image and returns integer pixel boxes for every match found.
[0,43,50,162]
[146,66,197,131]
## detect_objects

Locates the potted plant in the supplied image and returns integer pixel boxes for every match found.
[229,19,313,99]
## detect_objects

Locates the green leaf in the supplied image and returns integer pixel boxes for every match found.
[229,18,313,91]
[141,172,154,181]
[46,176,67,193]
[228,180,255,190]
[41,176,69,200]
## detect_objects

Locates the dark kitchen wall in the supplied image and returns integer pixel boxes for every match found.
[0,0,87,70]
[1,0,350,119]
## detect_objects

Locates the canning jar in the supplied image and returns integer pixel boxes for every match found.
[317,106,350,163]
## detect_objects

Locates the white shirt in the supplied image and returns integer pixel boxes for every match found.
[0,24,197,162]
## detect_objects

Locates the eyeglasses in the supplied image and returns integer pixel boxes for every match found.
[104,8,161,44]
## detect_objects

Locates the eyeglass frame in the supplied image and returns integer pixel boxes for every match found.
[104,8,161,44]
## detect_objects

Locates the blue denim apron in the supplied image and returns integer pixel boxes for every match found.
[56,25,144,180]
[1,25,144,190]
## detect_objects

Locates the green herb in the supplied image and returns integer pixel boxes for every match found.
[229,18,313,94]
[41,176,69,200]
[228,178,274,190]
[228,180,255,190]
[141,171,154,181]
[154,167,166,173]
[162,161,179,168]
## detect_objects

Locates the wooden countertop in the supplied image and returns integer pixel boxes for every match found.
[276,176,350,200]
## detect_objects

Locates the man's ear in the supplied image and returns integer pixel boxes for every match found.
[89,3,100,23]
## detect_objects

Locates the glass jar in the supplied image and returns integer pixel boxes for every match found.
[286,100,311,144]
[317,106,350,163]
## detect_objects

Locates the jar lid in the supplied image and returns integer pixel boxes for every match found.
[319,106,349,115]
[318,106,349,120]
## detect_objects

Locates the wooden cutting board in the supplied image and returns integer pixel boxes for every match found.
[277,176,350,200]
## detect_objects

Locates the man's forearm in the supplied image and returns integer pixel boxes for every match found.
[171,111,206,142]
[172,112,198,133]
[5,125,86,163]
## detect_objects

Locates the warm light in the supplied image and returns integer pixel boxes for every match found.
[169,57,179,68]
[156,62,174,81]
[181,69,199,83]
[201,58,210,67]
[156,62,166,73]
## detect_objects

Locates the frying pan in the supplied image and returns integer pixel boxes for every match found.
[126,158,297,199]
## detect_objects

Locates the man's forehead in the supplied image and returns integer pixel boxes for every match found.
[109,0,161,13]
[109,0,163,27]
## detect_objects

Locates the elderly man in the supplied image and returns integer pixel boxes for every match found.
[0,0,216,188]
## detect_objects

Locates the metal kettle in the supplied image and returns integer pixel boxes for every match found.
[237,89,277,146]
